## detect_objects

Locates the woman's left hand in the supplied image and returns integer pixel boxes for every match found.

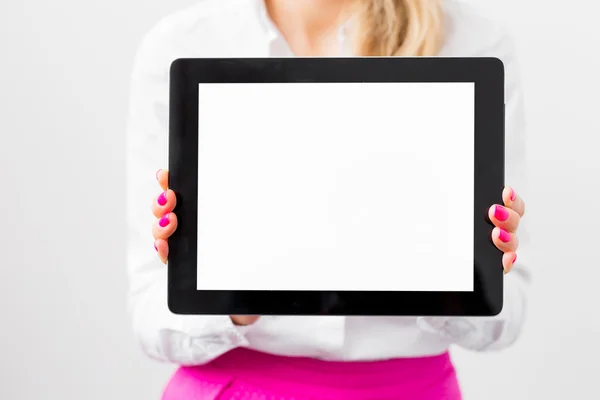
[488,186,525,274]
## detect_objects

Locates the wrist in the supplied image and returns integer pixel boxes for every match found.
[230,315,260,326]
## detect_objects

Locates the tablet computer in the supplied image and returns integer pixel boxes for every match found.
[168,57,505,316]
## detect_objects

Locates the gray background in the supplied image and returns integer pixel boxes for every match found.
[0,0,598,399]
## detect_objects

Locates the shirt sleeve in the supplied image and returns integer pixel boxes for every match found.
[417,29,532,352]
[125,23,255,366]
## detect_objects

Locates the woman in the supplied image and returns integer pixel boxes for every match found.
[126,0,530,398]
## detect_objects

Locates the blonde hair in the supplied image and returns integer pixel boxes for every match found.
[352,0,444,56]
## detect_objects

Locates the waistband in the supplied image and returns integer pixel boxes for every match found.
[195,348,459,398]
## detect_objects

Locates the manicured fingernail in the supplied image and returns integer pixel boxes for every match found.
[494,205,509,221]
[498,228,511,243]
[154,242,158,251]
[513,254,517,264]
[510,188,516,201]
[157,192,167,206]
[159,215,170,228]
[156,169,162,180]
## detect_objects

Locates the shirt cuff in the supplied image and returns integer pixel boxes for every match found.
[417,315,505,351]
[416,269,528,351]
[131,264,256,365]
[161,315,253,364]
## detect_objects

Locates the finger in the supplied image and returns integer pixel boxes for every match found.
[491,227,519,253]
[151,189,177,218]
[502,251,517,274]
[156,169,169,191]
[154,239,169,264]
[488,204,520,233]
[503,186,525,217]
[152,212,178,240]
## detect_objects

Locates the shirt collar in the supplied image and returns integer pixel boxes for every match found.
[252,0,353,54]
[255,0,281,42]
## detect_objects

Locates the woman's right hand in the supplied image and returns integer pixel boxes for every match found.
[151,169,260,326]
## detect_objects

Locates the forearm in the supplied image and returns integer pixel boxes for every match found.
[129,262,251,365]
[418,264,531,352]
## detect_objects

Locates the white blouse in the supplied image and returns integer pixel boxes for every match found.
[126,0,531,365]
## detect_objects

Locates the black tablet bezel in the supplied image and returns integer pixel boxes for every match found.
[168,57,505,317]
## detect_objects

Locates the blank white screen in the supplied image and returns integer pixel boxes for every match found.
[197,82,474,291]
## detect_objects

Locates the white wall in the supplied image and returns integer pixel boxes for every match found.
[0,0,598,399]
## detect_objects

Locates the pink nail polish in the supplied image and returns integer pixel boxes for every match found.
[510,188,516,201]
[156,169,161,180]
[498,228,511,243]
[159,215,170,228]
[494,205,509,221]
[154,243,158,251]
[157,192,167,206]
[513,254,517,264]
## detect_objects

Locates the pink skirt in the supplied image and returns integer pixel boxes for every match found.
[162,348,461,400]
[162,348,462,400]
